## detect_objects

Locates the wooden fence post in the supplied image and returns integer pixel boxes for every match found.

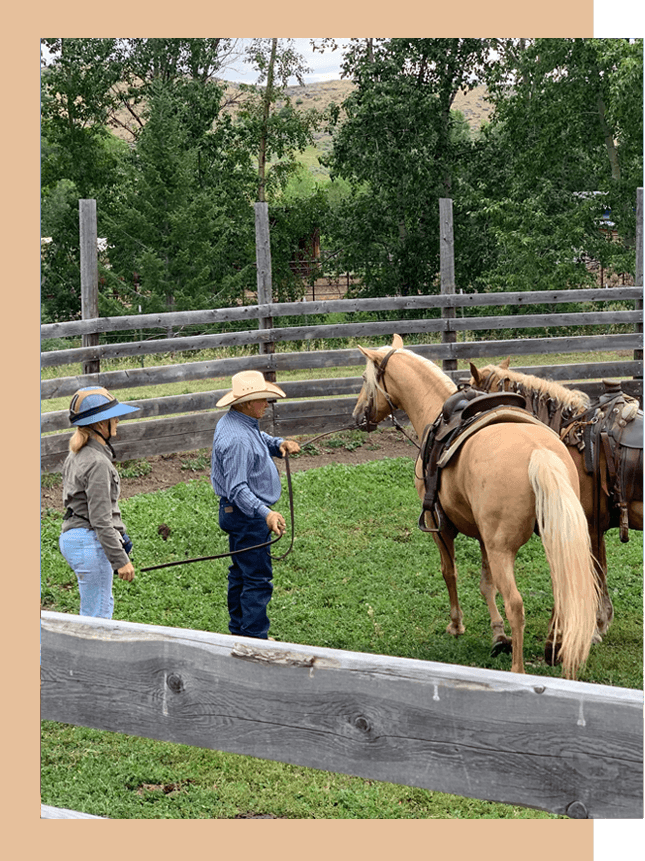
[79,199,100,375]
[439,198,457,373]
[254,202,276,385]
[635,187,643,367]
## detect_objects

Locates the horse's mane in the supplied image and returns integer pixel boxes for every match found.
[479,364,590,415]
[363,346,453,400]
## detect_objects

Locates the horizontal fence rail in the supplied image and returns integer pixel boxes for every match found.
[40,612,644,819]
[40,311,642,368]
[40,288,643,473]
[41,805,106,819]
[40,287,643,341]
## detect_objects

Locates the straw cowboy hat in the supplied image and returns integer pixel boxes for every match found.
[216,371,286,408]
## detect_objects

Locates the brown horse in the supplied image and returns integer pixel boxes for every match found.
[469,359,643,641]
[353,335,599,679]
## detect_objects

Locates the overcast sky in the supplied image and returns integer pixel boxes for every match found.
[217,38,351,85]
[40,37,353,85]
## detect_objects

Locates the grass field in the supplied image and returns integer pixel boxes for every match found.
[40,457,643,819]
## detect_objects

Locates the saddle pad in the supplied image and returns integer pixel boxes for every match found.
[437,407,560,469]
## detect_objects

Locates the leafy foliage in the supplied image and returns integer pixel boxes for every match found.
[476,38,643,291]
[324,38,494,296]
[40,38,643,323]
[40,38,326,322]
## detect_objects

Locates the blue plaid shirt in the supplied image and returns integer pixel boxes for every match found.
[211,409,284,520]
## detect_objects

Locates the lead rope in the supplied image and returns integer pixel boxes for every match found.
[139,426,361,573]
[139,406,419,574]
[140,454,296,572]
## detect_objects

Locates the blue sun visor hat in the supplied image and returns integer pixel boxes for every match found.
[69,386,140,426]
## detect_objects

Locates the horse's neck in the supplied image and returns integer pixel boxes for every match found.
[388,356,456,435]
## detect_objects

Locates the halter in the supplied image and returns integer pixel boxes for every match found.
[355,348,421,451]
[361,348,396,425]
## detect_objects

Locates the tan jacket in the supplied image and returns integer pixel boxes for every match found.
[60,438,129,570]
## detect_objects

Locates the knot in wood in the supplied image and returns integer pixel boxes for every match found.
[565,801,589,819]
[353,715,371,734]
[166,673,184,693]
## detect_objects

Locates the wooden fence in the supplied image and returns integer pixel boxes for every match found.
[40,611,643,819]
[40,286,643,473]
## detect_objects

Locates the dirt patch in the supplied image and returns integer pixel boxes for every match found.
[41,427,418,515]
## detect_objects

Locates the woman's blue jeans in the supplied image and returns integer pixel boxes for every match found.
[59,528,115,619]
[219,499,273,639]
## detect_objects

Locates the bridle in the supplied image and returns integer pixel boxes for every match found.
[358,348,420,449]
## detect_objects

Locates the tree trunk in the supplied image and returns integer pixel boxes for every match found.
[257,38,278,203]
[596,92,620,182]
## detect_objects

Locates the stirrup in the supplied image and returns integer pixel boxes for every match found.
[418,507,442,533]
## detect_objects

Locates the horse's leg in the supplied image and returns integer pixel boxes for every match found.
[479,542,512,657]
[592,533,613,638]
[430,522,465,636]
[484,547,526,674]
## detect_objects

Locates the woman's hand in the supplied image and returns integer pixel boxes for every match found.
[117,561,135,582]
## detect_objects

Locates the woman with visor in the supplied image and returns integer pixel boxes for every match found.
[58,386,140,618]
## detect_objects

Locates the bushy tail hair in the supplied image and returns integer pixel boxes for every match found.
[528,448,600,679]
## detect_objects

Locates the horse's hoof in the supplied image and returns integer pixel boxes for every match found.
[491,638,512,657]
[544,641,562,666]
[446,623,465,637]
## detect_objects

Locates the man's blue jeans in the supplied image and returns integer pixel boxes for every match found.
[219,499,273,639]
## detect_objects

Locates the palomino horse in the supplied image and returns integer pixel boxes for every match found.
[353,335,599,678]
[469,359,643,642]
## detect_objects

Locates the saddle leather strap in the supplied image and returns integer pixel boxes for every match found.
[417,391,534,534]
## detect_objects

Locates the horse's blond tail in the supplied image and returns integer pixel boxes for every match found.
[528,448,600,679]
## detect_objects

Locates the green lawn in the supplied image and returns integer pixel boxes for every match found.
[40,457,643,819]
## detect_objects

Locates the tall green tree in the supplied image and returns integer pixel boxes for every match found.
[103,77,258,315]
[477,37,643,291]
[238,38,321,202]
[41,37,327,320]
[41,39,130,321]
[324,38,494,297]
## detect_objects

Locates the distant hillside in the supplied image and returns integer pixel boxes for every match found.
[109,78,493,146]
[221,79,493,134]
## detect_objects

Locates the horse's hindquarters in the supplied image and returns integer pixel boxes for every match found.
[440,424,573,549]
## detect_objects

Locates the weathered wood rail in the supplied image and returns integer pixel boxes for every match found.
[40,287,642,364]
[40,612,643,819]
[41,287,643,473]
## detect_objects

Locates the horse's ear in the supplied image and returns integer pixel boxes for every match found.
[500,357,511,370]
[358,345,381,363]
[469,363,481,385]
[391,334,404,349]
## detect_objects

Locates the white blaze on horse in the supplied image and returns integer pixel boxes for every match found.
[353,334,600,679]
[470,359,643,641]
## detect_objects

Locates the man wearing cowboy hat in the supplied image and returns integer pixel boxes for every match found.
[211,370,300,640]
